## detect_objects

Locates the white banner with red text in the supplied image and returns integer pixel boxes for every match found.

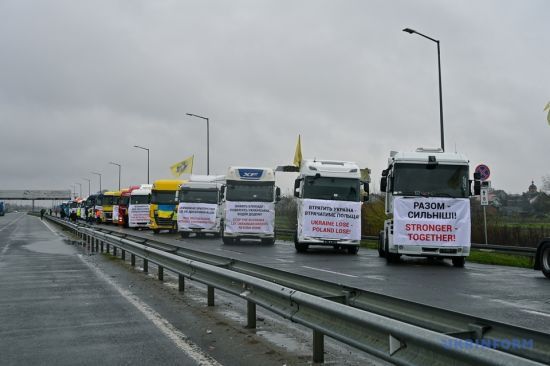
[177,202,218,230]
[128,204,150,227]
[225,202,275,234]
[393,197,470,247]
[299,199,361,240]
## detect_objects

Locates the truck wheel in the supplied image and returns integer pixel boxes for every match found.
[347,246,359,255]
[540,243,550,279]
[181,232,189,239]
[261,238,275,245]
[222,236,234,244]
[295,242,308,253]
[452,257,465,268]
[153,229,160,234]
[378,231,386,258]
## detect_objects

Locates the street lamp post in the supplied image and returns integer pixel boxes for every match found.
[186,113,210,175]
[91,171,102,192]
[133,145,150,184]
[71,184,76,199]
[403,27,445,152]
[83,178,91,196]
[75,183,82,198]
[109,162,122,190]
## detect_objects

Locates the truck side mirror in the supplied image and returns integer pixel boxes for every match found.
[380,177,387,192]
[363,182,370,202]
[275,187,281,202]
[473,180,481,196]
[294,179,300,198]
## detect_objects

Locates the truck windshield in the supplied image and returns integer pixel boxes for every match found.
[130,195,150,205]
[303,177,360,202]
[102,196,114,205]
[392,163,469,198]
[226,181,274,202]
[151,191,177,205]
[179,189,218,204]
[120,196,130,206]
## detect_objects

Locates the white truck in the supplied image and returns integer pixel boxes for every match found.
[293,159,367,254]
[378,148,473,267]
[128,184,153,229]
[221,167,280,245]
[177,175,225,238]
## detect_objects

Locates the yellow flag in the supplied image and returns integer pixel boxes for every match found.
[545,102,550,125]
[170,155,193,177]
[293,135,302,168]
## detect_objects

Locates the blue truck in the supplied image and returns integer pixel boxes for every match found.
[0,201,5,216]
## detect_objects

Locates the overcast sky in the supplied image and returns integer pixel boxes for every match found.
[1,0,549,196]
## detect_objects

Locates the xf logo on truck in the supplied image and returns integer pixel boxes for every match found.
[238,169,263,180]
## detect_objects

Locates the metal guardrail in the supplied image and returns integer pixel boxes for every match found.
[45,216,549,365]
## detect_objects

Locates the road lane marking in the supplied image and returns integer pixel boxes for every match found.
[77,254,222,366]
[301,265,358,278]
[522,309,550,319]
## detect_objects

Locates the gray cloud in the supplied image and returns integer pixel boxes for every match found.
[1,0,549,195]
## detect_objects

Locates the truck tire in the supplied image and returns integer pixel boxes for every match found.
[540,243,550,279]
[385,240,400,263]
[180,232,190,239]
[295,242,308,253]
[347,246,359,255]
[452,257,465,268]
[261,238,275,245]
[153,229,160,234]
[378,230,386,257]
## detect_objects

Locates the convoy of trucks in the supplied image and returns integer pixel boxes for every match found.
[43,148,548,279]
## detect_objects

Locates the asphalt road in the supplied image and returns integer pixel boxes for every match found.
[104,224,550,334]
[1,213,386,366]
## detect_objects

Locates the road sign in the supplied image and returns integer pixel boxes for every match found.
[475,164,491,181]
[480,187,489,206]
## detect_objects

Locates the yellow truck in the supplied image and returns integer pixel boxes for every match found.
[101,191,121,224]
[149,180,184,233]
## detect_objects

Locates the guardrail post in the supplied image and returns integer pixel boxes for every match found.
[121,249,126,261]
[100,241,104,253]
[131,254,136,267]
[143,259,148,273]
[312,330,324,363]
[158,266,164,281]
[107,243,110,254]
[113,246,117,257]
[178,275,185,292]
[247,301,256,329]
[207,286,215,306]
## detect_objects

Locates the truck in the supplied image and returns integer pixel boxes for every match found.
[116,186,140,227]
[149,180,184,233]
[101,191,121,224]
[177,175,225,238]
[378,148,473,267]
[128,184,153,229]
[0,201,5,216]
[221,167,280,245]
[534,238,550,279]
[293,159,367,254]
